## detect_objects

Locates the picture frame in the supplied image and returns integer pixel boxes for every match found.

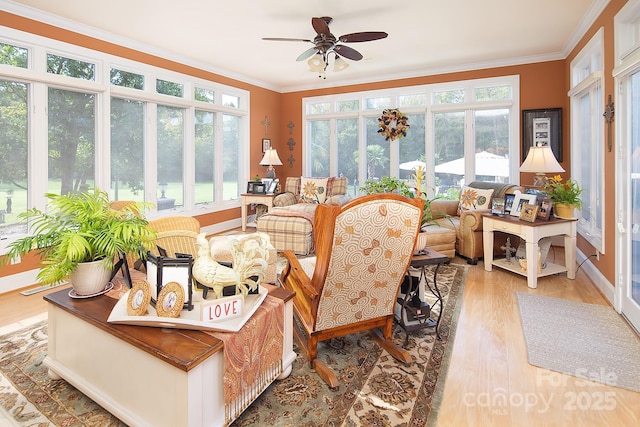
[262,138,271,153]
[267,178,279,194]
[522,108,562,162]
[519,203,539,222]
[504,193,516,214]
[537,197,552,221]
[491,197,505,215]
[261,178,273,192]
[247,181,266,194]
[511,193,537,217]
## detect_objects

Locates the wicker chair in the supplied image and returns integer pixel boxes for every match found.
[280,194,423,387]
[147,216,201,257]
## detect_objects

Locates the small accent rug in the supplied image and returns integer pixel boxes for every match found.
[517,292,640,393]
[0,264,466,426]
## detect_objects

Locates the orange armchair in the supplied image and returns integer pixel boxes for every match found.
[280,194,423,387]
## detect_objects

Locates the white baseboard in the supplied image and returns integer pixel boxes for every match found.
[0,269,40,295]
[576,248,615,306]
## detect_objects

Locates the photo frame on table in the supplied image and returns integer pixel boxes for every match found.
[519,203,539,222]
[511,193,537,217]
[262,138,271,153]
[261,178,273,192]
[522,108,562,162]
[504,193,516,214]
[491,197,505,215]
[267,178,279,194]
[247,181,266,194]
[537,197,552,221]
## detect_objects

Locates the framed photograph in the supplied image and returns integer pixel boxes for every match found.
[504,193,516,214]
[261,178,273,192]
[267,178,279,194]
[522,108,562,162]
[537,197,552,221]
[511,193,537,217]
[247,181,266,194]
[491,197,505,215]
[262,138,271,153]
[519,203,539,222]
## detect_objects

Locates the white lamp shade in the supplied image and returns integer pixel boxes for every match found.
[519,145,565,174]
[307,54,325,72]
[333,56,349,72]
[259,148,283,166]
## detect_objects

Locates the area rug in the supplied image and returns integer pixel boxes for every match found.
[0,264,466,426]
[517,292,640,393]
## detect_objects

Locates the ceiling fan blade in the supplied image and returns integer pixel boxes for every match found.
[262,37,313,43]
[312,17,331,36]
[296,47,319,61]
[339,31,388,43]
[334,45,363,61]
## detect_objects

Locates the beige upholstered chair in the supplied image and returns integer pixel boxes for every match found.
[280,194,423,387]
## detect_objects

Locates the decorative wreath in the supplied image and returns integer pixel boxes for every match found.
[377,109,410,141]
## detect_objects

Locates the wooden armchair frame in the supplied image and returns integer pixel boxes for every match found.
[280,194,423,387]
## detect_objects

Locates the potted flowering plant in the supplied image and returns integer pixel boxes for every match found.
[544,175,582,218]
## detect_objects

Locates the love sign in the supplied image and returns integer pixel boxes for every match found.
[200,294,244,322]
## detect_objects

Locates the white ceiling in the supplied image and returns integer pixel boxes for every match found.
[6,0,604,92]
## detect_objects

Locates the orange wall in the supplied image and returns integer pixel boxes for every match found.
[1,4,622,285]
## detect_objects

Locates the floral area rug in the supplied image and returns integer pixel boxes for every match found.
[0,264,466,427]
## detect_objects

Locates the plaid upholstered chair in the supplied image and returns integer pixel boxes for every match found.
[280,193,423,387]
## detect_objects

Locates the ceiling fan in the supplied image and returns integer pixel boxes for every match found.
[262,17,388,78]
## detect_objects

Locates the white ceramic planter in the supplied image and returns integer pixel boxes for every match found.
[69,259,112,296]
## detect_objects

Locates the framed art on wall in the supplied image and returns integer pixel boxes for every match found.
[522,108,562,162]
[262,138,271,153]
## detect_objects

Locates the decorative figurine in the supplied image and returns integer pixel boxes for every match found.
[501,237,516,262]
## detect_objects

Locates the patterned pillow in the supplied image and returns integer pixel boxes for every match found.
[300,177,329,204]
[458,186,494,212]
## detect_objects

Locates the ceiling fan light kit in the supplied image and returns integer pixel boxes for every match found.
[263,16,387,79]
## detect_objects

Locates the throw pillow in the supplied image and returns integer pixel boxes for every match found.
[300,177,329,204]
[458,186,494,212]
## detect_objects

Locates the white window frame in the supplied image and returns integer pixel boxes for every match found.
[302,76,520,196]
[568,28,605,252]
[0,25,250,250]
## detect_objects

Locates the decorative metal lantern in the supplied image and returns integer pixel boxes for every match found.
[146,251,194,311]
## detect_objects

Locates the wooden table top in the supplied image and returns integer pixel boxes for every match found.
[45,288,225,372]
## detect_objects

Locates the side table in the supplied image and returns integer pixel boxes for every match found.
[395,249,450,346]
[482,213,576,289]
[241,193,276,231]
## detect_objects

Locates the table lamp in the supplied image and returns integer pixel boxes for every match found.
[519,144,565,187]
[259,148,283,179]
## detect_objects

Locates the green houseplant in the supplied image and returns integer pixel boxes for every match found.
[2,189,156,295]
[544,175,582,218]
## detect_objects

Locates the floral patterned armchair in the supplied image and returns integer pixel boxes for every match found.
[279,193,423,387]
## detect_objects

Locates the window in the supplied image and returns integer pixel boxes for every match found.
[0,79,28,236]
[303,76,519,199]
[569,28,604,251]
[0,42,28,68]
[0,29,249,256]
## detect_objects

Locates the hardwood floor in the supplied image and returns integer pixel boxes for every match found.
[1,247,638,426]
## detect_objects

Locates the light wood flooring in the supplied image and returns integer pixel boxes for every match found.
[1,246,638,426]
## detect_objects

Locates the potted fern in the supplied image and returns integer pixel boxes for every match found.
[1,189,156,296]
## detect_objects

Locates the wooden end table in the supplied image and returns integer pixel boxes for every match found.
[240,193,276,231]
[482,213,577,288]
[395,248,450,346]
